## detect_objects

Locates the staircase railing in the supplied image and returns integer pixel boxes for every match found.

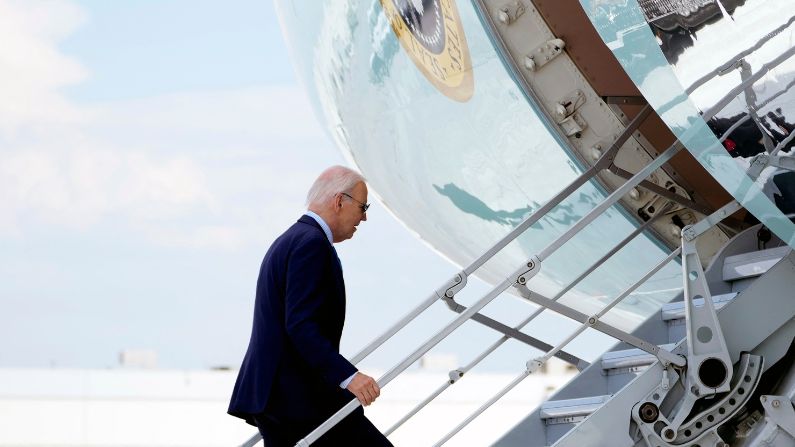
[238,103,661,447]
[288,117,694,447]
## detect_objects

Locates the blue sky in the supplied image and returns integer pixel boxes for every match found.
[0,0,471,371]
[61,1,291,100]
[0,0,607,373]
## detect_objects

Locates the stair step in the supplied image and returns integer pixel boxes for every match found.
[601,344,676,373]
[540,395,610,425]
[722,246,790,282]
[661,292,737,322]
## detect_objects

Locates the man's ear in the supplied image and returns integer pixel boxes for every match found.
[334,193,343,211]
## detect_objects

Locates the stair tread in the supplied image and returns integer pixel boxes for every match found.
[722,245,790,281]
[540,395,610,419]
[661,292,737,321]
[601,343,676,370]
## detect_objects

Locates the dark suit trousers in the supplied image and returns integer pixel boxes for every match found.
[254,411,393,447]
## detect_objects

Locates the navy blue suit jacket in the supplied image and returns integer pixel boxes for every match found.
[229,215,358,426]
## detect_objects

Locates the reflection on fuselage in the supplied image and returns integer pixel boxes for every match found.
[641,0,747,32]
[276,0,686,349]
[644,0,748,64]
[649,0,795,153]
[646,0,795,223]
[708,109,795,158]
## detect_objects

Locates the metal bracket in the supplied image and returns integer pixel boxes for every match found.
[526,358,543,374]
[440,294,584,366]
[761,395,795,439]
[638,192,678,222]
[523,38,566,72]
[514,284,685,368]
[559,113,587,138]
[448,369,465,384]
[647,235,736,441]
[496,0,525,25]
[588,140,611,162]
[682,201,744,242]
[681,236,733,394]
[555,90,586,119]
[515,255,541,285]
[555,90,587,138]
[435,271,468,300]
[661,365,671,391]
[633,354,762,446]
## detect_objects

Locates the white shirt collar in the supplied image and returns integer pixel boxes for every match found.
[305,210,333,244]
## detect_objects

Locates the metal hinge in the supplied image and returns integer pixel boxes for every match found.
[555,90,587,138]
[524,38,566,72]
[496,1,525,25]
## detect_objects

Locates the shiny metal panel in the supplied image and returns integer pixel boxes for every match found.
[275,0,684,338]
[580,0,795,247]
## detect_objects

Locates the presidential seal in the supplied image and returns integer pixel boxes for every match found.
[381,0,474,102]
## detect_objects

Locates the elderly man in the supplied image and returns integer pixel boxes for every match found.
[229,166,393,446]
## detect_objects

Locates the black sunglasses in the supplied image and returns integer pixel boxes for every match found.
[340,192,370,213]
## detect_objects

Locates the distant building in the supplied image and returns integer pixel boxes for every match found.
[119,349,158,369]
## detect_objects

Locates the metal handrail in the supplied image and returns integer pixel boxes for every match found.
[738,61,777,153]
[346,105,651,366]
[239,10,795,447]
[685,14,795,95]
[239,105,651,447]
[770,125,795,157]
[384,210,667,435]
[718,75,795,144]
[239,434,262,447]
[293,143,681,446]
[432,247,683,446]
[657,22,795,122]
[703,45,795,122]
[431,141,795,445]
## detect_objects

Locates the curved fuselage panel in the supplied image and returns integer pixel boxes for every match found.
[275,0,687,340]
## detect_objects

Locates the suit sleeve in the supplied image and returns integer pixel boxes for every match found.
[284,237,358,386]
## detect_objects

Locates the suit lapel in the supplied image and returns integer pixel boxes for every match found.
[331,246,343,272]
[298,214,346,322]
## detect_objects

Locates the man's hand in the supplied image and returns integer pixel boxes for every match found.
[346,372,381,406]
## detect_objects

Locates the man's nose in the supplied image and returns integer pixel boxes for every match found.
[361,211,367,222]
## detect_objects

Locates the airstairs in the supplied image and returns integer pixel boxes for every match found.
[245,1,795,444]
[499,230,795,447]
[238,116,795,446]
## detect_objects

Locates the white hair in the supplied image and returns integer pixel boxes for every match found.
[305,165,366,207]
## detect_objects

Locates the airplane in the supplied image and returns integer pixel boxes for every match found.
[247,0,795,445]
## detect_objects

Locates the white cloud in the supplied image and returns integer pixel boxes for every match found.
[0,145,212,232]
[140,224,246,251]
[0,0,90,136]
[89,85,328,144]
[117,153,212,220]
[0,0,339,251]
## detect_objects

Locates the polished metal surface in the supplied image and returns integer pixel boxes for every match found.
[581,0,795,247]
[270,2,795,446]
[275,0,687,344]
